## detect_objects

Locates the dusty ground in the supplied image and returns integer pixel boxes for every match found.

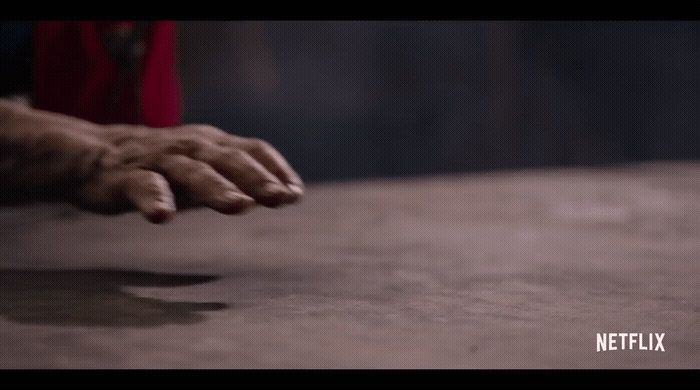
[0,162,697,368]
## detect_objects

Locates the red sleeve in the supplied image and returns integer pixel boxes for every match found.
[32,21,181,128]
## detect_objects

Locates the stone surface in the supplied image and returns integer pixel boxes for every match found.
[0,162,697,368]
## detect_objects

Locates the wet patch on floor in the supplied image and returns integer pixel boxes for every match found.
[0,269,227,327]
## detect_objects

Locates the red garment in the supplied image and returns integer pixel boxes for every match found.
[32,21,181,127]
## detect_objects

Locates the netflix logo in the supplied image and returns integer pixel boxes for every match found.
[596,333,665,352]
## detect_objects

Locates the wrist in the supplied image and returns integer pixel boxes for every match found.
[0,101,110,203]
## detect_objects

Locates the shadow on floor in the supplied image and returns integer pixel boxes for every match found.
[0,269,227,327]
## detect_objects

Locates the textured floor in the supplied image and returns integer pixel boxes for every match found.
[0,162,697,368]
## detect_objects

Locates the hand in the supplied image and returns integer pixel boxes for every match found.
[0,100,304,223]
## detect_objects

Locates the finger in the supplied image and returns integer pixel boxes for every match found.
[204,147,296,207]
[237,138,304,198]
[155,155,255,214]
[183,126,304,198]
[118,169,176,224]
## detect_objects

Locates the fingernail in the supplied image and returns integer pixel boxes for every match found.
[286,183,304,196]
[262,182,292,196]
[223,190,254,203]
[289,176,304,187]
[219,191,255,214]
[147,207,174,224]
[157,198,176,212]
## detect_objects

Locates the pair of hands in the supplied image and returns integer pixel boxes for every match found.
[0,100,303,223]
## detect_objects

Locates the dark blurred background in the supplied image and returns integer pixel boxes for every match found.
[177,21,699,182]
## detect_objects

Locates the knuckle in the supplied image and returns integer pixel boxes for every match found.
[165,136,205,156]
[247,138,272,153]
[144,170,165,184]
[221,148,248,161]
[189,159,212,174]
[190,124,225,136]
[148,175,170,195]
[114,145,148,168]
[162,155,207,174]
[159,154,188,167]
